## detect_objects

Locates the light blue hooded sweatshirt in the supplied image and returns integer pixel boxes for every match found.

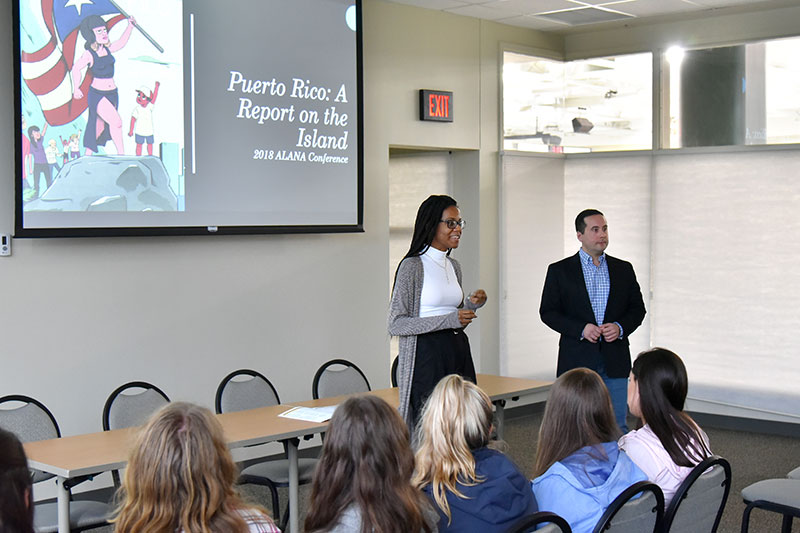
[531,442,647,533]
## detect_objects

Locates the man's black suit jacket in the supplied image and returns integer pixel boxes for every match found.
[539,252,646,378]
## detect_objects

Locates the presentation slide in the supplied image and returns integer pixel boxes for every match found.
[15,0,362,235]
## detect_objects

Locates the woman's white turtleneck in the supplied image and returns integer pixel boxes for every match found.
[419,246,463,318]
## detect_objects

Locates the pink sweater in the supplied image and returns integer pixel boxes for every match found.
[618,424,710,505]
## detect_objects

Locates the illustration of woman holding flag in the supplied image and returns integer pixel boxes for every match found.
[70,14,136,156]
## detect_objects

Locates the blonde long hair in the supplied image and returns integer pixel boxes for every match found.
[112,402,265,533]
[412,375,493,522]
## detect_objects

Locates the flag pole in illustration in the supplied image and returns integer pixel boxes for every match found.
[106,0,163,53]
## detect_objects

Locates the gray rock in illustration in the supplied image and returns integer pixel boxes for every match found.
[26,155,178,212]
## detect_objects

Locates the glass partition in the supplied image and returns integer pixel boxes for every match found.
[503,51,652,153]
[664,36,800,148]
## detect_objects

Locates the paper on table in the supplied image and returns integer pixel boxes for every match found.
[279,405,338,423]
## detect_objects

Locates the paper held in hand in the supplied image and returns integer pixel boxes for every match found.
[279,405,338,423]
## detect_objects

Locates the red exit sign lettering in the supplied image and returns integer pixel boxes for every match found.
[419,90,453,122]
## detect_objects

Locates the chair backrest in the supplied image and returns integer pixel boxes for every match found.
[593,481,664,533]
[662,455,732,533]
[391,355,399,387]
[509,511,572,533]
[0,395,61,483]
[102,381,170,431]
[215,369,281,414]
[312,359,371,399]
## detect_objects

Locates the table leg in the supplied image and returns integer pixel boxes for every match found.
[494,400,505,440]
[287,439,299,533]
[56,476,70,533]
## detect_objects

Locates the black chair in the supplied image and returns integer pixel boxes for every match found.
[391,355,399,387]
[0,395,111,532]
[215,369,318,530]
[102,381,170,487]
[509,511,572,533]
[662,455,731,533]
[592,481,663,533]
[312,358,371,399]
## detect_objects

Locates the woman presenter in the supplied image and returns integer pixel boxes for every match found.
[389,194,486,428]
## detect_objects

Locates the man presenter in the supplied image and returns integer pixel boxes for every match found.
[539,209,646,432]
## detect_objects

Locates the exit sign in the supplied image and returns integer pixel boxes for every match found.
[420,90,453,122]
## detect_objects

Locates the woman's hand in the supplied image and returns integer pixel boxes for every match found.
[458,309,476,326]
[73,88,83,99]
[469,289,487,306]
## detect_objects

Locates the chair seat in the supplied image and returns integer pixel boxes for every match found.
[240,457,318,485]
[742,479,800,508]
[34,500,111,532]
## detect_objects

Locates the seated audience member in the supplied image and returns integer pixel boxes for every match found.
[112,402,280,533]
[531,368,646,533]
[0,428,34,533]
[305,395,437,533]
[413,374,538,533]
[619,347,711,504]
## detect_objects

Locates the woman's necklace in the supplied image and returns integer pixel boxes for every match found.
[430,254,450,282]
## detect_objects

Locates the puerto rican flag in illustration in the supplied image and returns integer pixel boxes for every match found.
[21,0,125,126]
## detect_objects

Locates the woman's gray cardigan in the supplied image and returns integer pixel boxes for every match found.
[387,255,483,426]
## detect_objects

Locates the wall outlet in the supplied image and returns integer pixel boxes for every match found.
[0,234,11,256]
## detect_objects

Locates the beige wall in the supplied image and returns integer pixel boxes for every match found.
[0,0,560,443]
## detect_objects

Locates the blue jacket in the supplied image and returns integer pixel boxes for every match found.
[425,447,538,533]
[531,442,647,533]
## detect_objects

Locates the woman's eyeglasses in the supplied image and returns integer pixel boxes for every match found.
[441,218,466,229]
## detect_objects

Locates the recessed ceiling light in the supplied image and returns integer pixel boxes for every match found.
[666,46,685,65]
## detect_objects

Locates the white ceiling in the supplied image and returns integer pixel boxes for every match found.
[383,0,786,32]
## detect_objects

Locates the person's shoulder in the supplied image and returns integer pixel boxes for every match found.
[398,255,422,268]
[605,254,634,269]
[619,425,656,444]
[619,426,660,456]
[237,508,281,533]
[396,256,423,276]
[532,462,580,504]
[532,460,575,488]
[327,505,363,532]
[547,253,579,271]
[474,447,518,471]
[616,447,648,480]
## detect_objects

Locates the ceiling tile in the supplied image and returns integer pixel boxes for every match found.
[692,0,773,5]
[536,6,634,24]
[482,0,579,15]
[497,13,573,29]
[385,0,470,10]
[445,4,519,19]
[384,0,785,32]
[607,0,701,16]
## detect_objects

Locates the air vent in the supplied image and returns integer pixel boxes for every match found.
[534,7,633,26]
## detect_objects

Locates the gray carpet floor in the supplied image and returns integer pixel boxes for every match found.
[88,408,798,532]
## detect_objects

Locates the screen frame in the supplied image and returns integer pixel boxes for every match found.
[13,0,364,238]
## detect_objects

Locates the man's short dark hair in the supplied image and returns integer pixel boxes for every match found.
[575,209,604,233]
